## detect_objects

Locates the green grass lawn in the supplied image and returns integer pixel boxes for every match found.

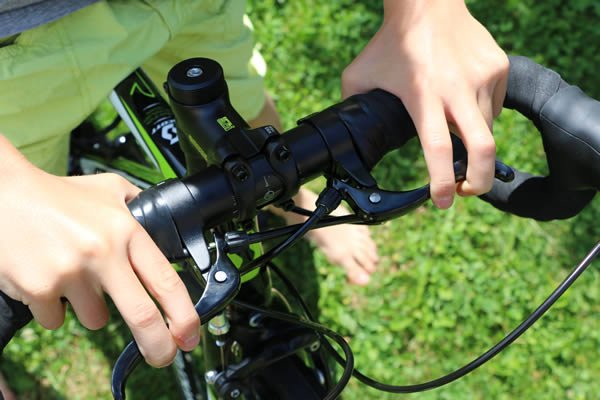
[4,1,600,399]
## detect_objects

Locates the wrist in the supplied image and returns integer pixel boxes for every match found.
[382,0,468,28]
[0,134,41,181]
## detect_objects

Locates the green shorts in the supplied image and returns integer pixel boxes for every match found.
[0,0,266,175]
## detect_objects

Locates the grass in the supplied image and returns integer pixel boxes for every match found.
[3,0,600,399]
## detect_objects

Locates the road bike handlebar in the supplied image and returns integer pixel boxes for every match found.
[1,55,599,398]
[482,55,598,220]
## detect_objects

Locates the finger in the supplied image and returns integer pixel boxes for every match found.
[476,89,495,132]
[28,298,66,330]
[63,280,109,330]
[452,98,496,196]
[102,265,177,368]
[403,96,455,209]
[492,57,510,119]
[128,228,200,352]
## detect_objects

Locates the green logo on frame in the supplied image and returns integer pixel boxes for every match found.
[217,116,235,131]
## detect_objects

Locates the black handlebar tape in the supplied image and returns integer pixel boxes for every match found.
[503,55,568,130]
[482,55,597,220]
[342,89,417,170]
[0,291,32,351]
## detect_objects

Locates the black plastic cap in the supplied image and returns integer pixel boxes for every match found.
[166,58,228,106]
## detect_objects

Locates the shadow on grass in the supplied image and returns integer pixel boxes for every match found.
[1,357,65,400]
[84,302,181,400]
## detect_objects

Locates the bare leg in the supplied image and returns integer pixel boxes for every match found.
[0,371,17,400]
[249,92,378,285]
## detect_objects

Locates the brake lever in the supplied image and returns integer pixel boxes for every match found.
[333,159,514,224]
[111,233,241,400]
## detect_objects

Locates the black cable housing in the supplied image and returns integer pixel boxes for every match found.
[239,215,363,247]
[267,241,600,393]
[240,188,343,276]
[233,300,354,400]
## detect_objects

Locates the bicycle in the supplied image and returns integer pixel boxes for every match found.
[1,54,600,399]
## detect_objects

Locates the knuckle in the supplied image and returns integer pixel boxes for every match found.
[493,52,510,74]
[26,282,58,303]
[146,342,177,368]
[156,270,185,297]
[406,72,429,94]
[175,312,201,335]
[129,302,161,330]
[424,135,452,155]
[102,172,129,188]
[108,215,138,238]
[473,136,496,158]
[78,233,112,262]
[53,251,82,277]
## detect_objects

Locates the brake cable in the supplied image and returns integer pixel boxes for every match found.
[238,187,343,276]
[267,240,600,393]
[232,299,355,400]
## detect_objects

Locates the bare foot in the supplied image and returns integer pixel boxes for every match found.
[0,370,16,400]
[275,188,378,286]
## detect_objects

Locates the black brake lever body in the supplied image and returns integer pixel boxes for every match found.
[111,233,241,400]
[334,159,514,224]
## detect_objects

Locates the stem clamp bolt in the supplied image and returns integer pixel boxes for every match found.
[231,165,249,182]
[276,145,291,161]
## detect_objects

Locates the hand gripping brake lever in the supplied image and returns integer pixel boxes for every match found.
[333,159,514,224]
[111,233,241,400]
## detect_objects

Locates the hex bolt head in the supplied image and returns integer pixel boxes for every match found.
[368,192,382,204]
[232,165,249,182]
[214,270,228,282]
[230,388,241,399]
[186,67,203,78]
[276,146,291,161]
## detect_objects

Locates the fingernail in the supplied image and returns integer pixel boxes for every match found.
[183,335,199,349]
[435,197,453,209]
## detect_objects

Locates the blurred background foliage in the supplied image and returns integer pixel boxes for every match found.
[3,0,600,399]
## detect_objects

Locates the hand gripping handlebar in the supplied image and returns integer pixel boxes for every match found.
[0,55,597,398]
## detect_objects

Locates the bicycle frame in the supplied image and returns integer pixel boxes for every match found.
[70,68,334,400]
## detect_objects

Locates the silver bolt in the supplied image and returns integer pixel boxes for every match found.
[309,340,320,352]
[230,388,241,398]
[214,270,228,282]
[369,192,381,204]
[249,313,263,328]
[209,313,230,336]
[205,370,218,385]
[186,67,203,78]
